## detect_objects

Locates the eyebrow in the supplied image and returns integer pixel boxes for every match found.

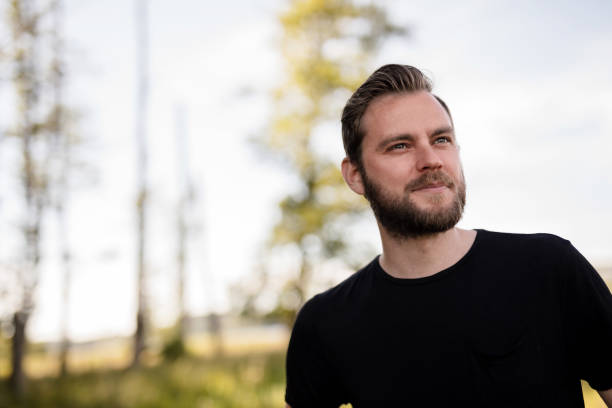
[376,126,455,152]
[431,126,454,138]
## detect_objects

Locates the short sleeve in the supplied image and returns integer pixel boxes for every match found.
[285,296,345,408]
[561,240,612,391]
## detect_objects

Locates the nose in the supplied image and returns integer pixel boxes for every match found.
[415,143,443,171]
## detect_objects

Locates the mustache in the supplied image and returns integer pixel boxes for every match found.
[405,171,455,192]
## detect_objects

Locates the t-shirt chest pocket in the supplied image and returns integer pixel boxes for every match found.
[467,306,543,405]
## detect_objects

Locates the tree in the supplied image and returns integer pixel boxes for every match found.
[4,0,51,395]
[46,0,76,377]
[3,0,84,388]
[131,0,150,368]
[160,105,193,361]
[255,0,405,325]
[175,105,189,346]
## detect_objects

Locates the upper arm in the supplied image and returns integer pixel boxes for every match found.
[285,297,346,408]
[561,240,612,390]
[598,388,612,407]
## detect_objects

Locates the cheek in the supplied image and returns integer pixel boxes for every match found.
[365,153,413,175]
[371,162,412,186]
[442,153,462,175]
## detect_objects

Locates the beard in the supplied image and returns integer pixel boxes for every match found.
[360,167,466,240]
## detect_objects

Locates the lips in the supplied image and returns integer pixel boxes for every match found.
[413,183,447,191]
[412,184,447,192]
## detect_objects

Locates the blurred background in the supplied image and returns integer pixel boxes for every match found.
[0,0,610,406]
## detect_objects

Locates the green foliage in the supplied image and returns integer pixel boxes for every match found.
[0,352,286,408]
[160,336,187,362]
[255,0,406,324]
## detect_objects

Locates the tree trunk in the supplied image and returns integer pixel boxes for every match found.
[49,0,71,378]
[175,105,189,343]
[132,308,146,367]
[59,234,71,376]
[10,311,28,396]
[131,189,147,368]
[131,0,149,368]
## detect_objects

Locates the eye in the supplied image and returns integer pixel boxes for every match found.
[434,136,452,144]
[390,143,407,150]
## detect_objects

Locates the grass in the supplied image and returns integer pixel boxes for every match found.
[0,351,286,408]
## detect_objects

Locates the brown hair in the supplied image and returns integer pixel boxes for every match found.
[341,64,452,166]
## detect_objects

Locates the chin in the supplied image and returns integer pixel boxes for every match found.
[412,193,450,207]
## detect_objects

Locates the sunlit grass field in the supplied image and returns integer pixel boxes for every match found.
[0,325,291,408]
[0,350,287,408]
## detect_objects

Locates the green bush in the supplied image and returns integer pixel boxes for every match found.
[161,336,187,362]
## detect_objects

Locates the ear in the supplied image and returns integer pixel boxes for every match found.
[341,157,365,196]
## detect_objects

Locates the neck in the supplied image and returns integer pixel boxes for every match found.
[378,226,476,279]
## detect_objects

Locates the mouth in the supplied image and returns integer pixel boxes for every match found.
[412,182,448,192]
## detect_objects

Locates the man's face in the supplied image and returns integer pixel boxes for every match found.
[345,91,466,239]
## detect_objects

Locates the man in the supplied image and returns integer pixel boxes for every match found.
[284,64,612,407]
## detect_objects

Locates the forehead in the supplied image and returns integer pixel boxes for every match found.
[360,91,452,141]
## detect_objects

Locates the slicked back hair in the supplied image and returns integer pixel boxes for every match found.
[341,64,452,167]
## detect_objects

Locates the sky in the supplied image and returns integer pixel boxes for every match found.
[1,0,611,342]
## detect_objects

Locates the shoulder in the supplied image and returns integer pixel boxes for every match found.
[477,229,569,245]
[295,258,378,326]
[476,229,572,255]
[475,230,601,286]
[470,230,584,285]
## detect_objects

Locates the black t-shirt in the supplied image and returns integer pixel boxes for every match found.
[285,230,612,407]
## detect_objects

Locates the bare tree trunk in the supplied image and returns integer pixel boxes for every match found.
[7,0,45,395]
[58,201,71,376]
[46,0,72,377]
[175,105,189,342]
[132,189,147,366]
[131,0,149,368]
[177,202,187,340]
[10,311,27,396]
